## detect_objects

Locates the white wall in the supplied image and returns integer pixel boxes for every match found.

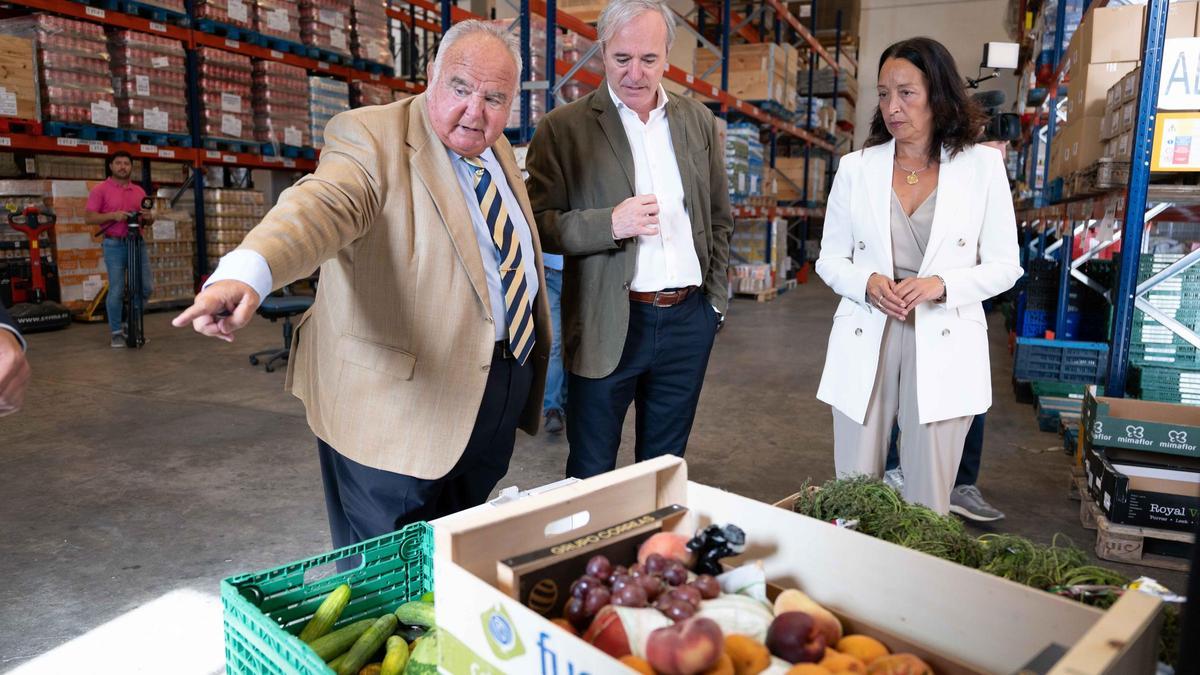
[854,0,1019,146]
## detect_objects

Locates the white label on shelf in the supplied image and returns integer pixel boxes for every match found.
[370,73,380,81]
[222,154,236,162]
[135,74,151,97]
[207,150,221,158]
[264,154,281,163]
[228,0,249,23]
[221,93,242,113]
[155,219,177,240]
[144,107,169,132]
[283,158,295,168]
[685,73,693,84]
[86,6,105,18]
[330,28,347,52]
[267,8,290,32]
[158,149,175,158]
[0,136,10,147]
[317,61,330,70]
[150,21,167,32]
[140,144,158,153]
[225,38,239,49]
[88,141,108,154]
[152,56,170,69]
[0,88,16,116]
[220,113,242,137]
[798,4,811,17]
[23,157,33,173]
[319,9,342,26]
[284,126,302,146]
[270,49,284,59]
[57,137,79,147]
[90,101,118,128]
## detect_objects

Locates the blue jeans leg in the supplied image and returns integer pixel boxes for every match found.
[543,268,566,414]
[102,238,127,334]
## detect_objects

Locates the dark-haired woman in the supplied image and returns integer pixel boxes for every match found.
[815,37,1022,514]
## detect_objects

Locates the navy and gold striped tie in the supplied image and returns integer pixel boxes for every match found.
[463,155,535,365]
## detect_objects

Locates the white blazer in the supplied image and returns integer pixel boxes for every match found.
[815,139,1022,425]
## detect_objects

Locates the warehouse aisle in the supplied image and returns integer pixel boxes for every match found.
[0,283,1185,672]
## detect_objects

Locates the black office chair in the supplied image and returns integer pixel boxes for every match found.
[249,288,314,373]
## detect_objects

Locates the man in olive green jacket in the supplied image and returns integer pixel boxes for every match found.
[526,0,732,478]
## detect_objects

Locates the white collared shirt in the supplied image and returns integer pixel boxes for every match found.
[607,84,703,292]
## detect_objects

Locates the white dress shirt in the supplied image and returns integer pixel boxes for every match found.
[608,85,703,293]
[206,148,537,342]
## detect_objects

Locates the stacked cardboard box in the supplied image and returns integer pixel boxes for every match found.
[301,0,353,59]
[796,61,855,103]
[0,36,37,121]
[0,16,118,128]
[730,217,788,290]
[194,0,254,29]
[309,76,349,149]
[770,156,827,203]
[110,30,189,136]
[350,0,390,67]
[350,81,392,108]
[203,188,264,272]
[254,61,312,149]
[198,47,254,141]
[725,123,764,200]
[41,179,105,310]
[729,262,772,293]
[147,191,195,306]
[697,43,797,112]
[254,0,300,44]
[1102,68,1140,162]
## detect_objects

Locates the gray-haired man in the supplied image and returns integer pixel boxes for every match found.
[526,0,733,479]
[174,21,552,547]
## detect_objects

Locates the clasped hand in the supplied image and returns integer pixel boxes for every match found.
[866,274,944,320]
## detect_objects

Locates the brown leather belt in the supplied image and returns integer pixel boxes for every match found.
[629,286,698,308]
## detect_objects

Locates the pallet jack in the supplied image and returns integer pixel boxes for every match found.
[5,206,71,333]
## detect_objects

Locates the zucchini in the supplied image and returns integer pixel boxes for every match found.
[309,618,376,661]
[301,584,353,643]
[393,600,435,628]
[327,654,347,672]
[380,635,409,675]
[338,613,398,675]
[404,628,438,675]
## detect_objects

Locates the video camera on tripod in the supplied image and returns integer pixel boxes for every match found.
[968,42,1022,144]
[122,196,155,348]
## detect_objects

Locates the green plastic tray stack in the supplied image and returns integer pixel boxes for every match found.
[1131,253,1200,406]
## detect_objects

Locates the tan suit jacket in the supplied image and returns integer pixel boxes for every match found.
[237,94,551,479]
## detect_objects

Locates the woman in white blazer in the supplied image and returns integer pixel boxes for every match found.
[815,37,1022,514]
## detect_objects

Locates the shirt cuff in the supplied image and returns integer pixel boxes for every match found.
[0,323,25,352]
[204,248,274,303]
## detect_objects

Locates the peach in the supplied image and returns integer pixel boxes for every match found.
[819,648,867,674]
[582,605,632,659]
[645,616,724,675]
[865,654,932,675]
[773,590,843,646]
[767,612,826,664]
[619,655,656,674]
[835,636,889,666]
[639,532,695,568]
[703,653,735,675]
[724,634,771,675]
[785,665,833,675]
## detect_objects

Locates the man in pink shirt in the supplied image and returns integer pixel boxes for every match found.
[85,151,154,348]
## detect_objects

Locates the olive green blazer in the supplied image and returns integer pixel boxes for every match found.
[526,88,733,378]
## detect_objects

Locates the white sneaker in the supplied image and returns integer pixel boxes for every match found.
[883,468,904,492]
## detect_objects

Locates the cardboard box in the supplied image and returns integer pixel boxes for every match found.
[697,43,794,107]
[0,36,36,119]
[1068,3,1196,67]
[1085,446,1200,532]
[1121,69,1140,103]
[1066,61,1138,119]
[1121,100,1136,132]
[1071,115,1108,170]
[1103,106,1121,140]
[1084,386,1200,459]
[433,457,1163,675]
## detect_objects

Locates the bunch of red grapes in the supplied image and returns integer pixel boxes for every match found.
[565,553,721,631]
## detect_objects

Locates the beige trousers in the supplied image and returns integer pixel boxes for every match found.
[832,316,972,514]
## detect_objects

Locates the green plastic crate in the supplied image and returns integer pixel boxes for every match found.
[222,523,433,674]
[1030,380,1103,398]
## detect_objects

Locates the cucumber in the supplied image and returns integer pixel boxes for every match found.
[338,613,399,675]
[327,654,347,672]
[380,636,409,675]
[393,600,435,628]
[301,584,353,643]
[404,628,438,675]
[309,618,376,661]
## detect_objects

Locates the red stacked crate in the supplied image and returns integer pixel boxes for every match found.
[301,0,353,59]
[254,61,312,148]
[110,30,189,137]
[197,47,254,142]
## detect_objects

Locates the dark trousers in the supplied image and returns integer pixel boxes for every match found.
[318,346,532,553]
[565,291,719,479]
[887,412,985,486]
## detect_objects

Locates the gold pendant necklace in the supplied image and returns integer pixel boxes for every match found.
[896,158,930,185]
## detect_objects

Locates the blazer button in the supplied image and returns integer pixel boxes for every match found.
[957,238,966,247]
[942,328,951,337]
[857,241,866,250]
[854,328,863,336]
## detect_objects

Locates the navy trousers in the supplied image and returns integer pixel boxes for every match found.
[565,291,719,479]
[887,412,986,486]
[318,346,532,552]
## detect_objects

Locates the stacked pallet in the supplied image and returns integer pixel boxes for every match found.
[110,30,189,138]
[147,191,195,307]
[301,0,353,59]
[254,0,300,45]
[203,188,264,272]
[769,156,827,204]
[725,123,764,202]
[350,0,390,67]
[197,47,255,143]
[308,76,350,149]
[254,61,312,149]
[350,81,392,108]
[696,43,797,113]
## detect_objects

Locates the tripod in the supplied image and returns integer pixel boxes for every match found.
[122,196,155,349]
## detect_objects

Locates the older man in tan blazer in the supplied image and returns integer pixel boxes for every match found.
[174,21,550,549]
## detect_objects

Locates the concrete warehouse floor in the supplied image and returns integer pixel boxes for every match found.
[0,282,1190,673]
